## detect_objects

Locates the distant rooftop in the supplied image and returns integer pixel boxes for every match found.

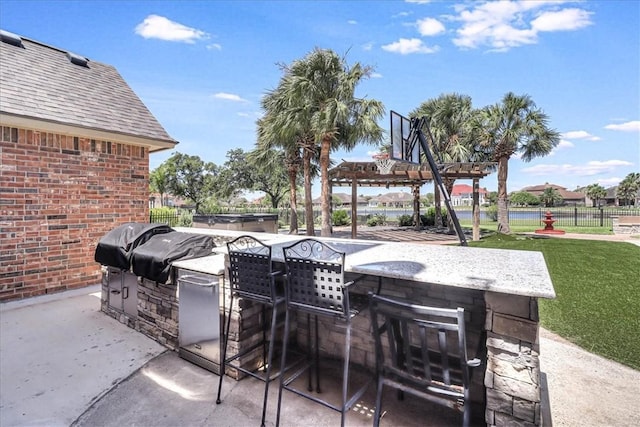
[0,29,177,152]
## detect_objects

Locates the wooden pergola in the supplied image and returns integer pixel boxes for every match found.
[328,160,496,241]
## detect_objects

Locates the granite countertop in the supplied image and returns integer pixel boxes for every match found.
[172,253,226,276]
[176,228,556,299]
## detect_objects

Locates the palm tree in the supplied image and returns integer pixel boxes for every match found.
[539,187,562,207]
[475,93,560,233]
[256,113,302,234]
[617,172,640,207]
[284,48,385,236]
[258,75,318,235]
[585,183,607,207]
[410,93,475,229]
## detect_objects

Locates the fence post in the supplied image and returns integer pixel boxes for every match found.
[600,207,604,227]
[574,206,578,226]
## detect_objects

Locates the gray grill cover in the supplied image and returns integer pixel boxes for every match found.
[131,231,216,283]
[94,223,173,270]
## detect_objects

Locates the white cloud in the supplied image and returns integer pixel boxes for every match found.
[604,120,640,132]
[548,139,574,156]
[451,3,593,51]
[561,130,601,141]
[381,38,439,54]
[362,42,374,51]
[405,0,431,4]
[393,11,412,18]
[522,160,633,177]
[348,20,358,25]
[553,139,575,152]
[206,43,222,51]
[416,17,445,36]
[597,177,624,187]
[531,8,593,32]
[135,15,208,43]
[371,72,383,78]
[213,93,247,102]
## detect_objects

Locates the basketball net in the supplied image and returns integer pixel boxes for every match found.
[373,153,395,174]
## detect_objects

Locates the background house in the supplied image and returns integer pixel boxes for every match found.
[520,183,585,206]
[312,192,368,209]
[368,191,413,208]
[451,184,488,206]
[597,186,640,207]
[0,30,177,301]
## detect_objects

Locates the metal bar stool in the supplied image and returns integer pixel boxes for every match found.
[368,292,481,427]
[275,238,370,427]
[216,235,284,427]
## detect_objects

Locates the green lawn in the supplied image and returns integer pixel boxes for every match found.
[459,223,615,235]
[469,234,640,370]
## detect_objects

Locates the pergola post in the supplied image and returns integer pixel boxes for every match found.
[328,185,333,235]
[473,178,480,241]
[412,184,421,230]
[351,176,357,239]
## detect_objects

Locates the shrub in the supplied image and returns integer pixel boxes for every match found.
[332,209,350,226]
[397,214,414,227]
[178,211,193,227]
[421,207,448,226]
[367,214,387,227]
[486,205,498,221]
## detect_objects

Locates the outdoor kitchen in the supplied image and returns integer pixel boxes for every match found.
[94,224,555,426]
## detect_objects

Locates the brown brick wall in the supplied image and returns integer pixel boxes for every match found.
[0,126,150,301]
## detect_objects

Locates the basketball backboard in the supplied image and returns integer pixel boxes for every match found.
[390,110,421,164]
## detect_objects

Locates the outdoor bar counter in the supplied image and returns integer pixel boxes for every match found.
[122,227,555,426]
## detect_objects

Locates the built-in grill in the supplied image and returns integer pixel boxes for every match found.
[130,231,216,284]
[96,225,220,367]
[95,223,173,316]
[94,222,173,270]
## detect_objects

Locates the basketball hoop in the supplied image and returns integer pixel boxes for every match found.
[373,153,395,174]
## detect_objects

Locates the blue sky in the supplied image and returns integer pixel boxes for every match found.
[1,0,638,197]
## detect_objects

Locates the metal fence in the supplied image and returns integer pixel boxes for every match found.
[151,206,639,228]
[472,207,640,228]
[149,211,183,226]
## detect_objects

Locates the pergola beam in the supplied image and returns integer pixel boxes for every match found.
[329,161,496,241]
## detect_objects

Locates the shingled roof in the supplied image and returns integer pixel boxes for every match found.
[0,30,177,151]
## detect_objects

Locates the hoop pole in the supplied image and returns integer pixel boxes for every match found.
[413,118,468,246]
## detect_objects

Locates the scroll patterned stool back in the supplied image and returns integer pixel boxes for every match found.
[283,238,348,318]
[227,235,274,303]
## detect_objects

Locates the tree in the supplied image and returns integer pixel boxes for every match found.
[539,187,563,207]
[617,172,640,207]
[245,148,292,209]
[163,152,217,213]
[216,148,292,210]
[585,183,607,207]
[474,93,560,233]
[421,193,434,206]
[486,191,498,205]
[410,93,476,230]
[216,149,254,201]
[283,48,385,236]
[258,72,317,235]
[149,164,170,207]
[510,191,540,206]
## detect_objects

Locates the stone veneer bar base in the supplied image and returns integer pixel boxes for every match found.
[485,292,542,426]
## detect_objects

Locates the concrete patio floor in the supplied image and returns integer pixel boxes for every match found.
[0,286,463,427]
[2,281,639,426]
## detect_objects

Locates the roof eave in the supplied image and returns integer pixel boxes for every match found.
[0,112,178,152]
